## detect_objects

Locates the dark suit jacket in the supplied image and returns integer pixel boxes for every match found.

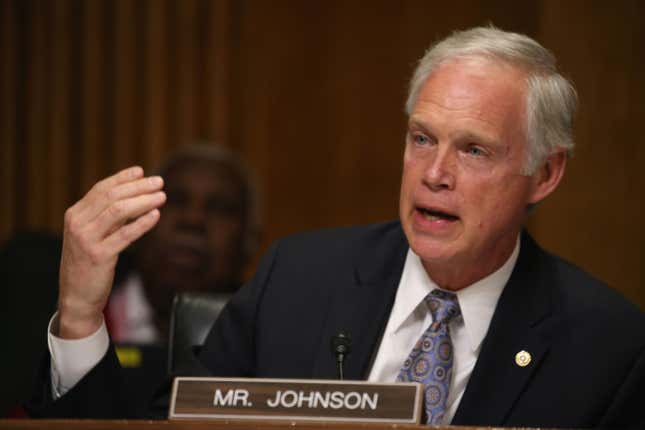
[27,222,645,428]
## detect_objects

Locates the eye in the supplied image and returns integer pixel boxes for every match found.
[466,145,486,157]
[411,133,431,146]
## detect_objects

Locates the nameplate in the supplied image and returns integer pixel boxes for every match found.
[169,377,422,424]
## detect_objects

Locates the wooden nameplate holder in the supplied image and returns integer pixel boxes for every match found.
[169,377,422,424]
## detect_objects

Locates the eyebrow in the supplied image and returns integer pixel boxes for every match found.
[454,130,500,148]
[408,117,500,148]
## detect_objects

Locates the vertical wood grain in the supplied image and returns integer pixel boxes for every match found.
[0,0,17,238]
[2,0,643,308]
[141,0,168,170]
[112,0,137,171]
[201,0,232,146]
[47,0,73,232]
[80,0,106,190]
[172,0,198,149]
[532,0,645,305]
[24,0,48,228]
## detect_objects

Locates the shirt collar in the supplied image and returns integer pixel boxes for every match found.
[390,236,520,353]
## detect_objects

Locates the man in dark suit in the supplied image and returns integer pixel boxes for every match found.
[28,27,644,428]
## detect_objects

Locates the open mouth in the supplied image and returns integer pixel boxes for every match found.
[417,207,459,222]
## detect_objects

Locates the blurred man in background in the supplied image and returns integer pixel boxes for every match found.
[106,144,259,344]
[0,143,259,416]
[103,143,260,403]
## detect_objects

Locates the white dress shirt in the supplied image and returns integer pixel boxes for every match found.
[368,239,519,424]
[48,313,110,399]
[49,274,159,398]
[49,239,520,411]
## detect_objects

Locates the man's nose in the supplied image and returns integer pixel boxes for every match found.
[423,147,456,191]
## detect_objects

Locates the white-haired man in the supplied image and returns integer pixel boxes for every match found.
[28,27,643,428]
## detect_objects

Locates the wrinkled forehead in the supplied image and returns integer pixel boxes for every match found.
[427,55,530,97]
[415,57,528,123]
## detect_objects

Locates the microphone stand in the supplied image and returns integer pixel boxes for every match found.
[330,332,352,380]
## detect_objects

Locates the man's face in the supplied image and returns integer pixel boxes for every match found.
[399,57,543,288]
[139,160,248,298]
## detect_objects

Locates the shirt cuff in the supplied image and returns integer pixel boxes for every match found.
[48,311,109,399]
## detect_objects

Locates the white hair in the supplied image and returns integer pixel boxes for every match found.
[406,26,577,174]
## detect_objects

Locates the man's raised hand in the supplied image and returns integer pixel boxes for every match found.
[57,166,166,339]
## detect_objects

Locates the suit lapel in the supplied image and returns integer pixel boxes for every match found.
[312,224,409,380]
[452,233,558,426]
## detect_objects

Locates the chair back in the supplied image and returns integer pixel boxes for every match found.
[167,292,232,375]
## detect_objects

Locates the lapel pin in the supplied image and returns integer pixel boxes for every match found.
[515,350,531,367]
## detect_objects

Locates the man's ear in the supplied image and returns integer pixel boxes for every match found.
[528,150,567,205]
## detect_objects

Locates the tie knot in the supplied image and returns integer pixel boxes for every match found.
[425,289,461,325]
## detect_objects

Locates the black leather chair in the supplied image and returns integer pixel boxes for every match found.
[167,292,232,375]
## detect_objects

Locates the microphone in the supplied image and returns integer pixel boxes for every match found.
[330,332,352,380]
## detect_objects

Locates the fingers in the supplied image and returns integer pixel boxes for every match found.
[102,208,161,255]
[56,167,165,339]
[86,190,166,242]
[62,165,166,263]
[73,168,164,225]
[73,166,143,210]
[96,165,145,191]
[109,175,164,202]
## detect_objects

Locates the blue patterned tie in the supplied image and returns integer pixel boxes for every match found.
[396,289,461,425]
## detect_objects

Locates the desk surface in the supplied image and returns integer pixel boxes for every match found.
[0,419,549,430]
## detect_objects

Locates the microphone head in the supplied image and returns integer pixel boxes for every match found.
[331,332,352,356]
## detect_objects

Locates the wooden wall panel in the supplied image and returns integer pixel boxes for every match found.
[141,0,169,168]
[112,0,138,171]
[47,0,73,232]
[531,0,645,306]
[24,0,49,228]
[171,0,198,150]
[80,0,106,190]
[2,0,643,308]
[203,0,232,145]
[0,0,17,239]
